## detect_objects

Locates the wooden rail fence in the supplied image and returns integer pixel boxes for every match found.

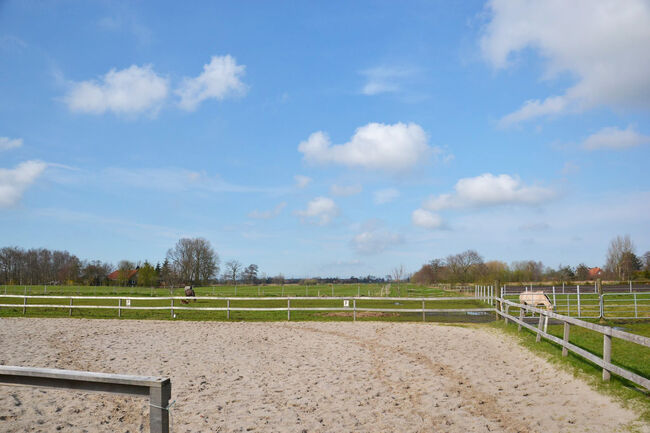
[0,366,171,433]
[496,298,650,391]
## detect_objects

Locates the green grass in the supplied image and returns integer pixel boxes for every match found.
[490,318,650,424]
[0,284,491,323]
[0,283,460,298]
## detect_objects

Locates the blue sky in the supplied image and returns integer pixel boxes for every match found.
[1,0,649,278]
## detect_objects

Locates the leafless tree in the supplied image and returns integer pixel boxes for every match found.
[605,235,635,280]
[392,265,405,295]
[224,260,242,285]
[446,250,484,283]
[166,238,220,285]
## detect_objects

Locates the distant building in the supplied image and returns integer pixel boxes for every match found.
[588,267,602,279]
[107,269,139,286]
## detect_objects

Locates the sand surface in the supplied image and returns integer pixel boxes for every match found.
[0,318,647,432]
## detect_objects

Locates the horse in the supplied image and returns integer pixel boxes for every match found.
[519,291,554,311]
[181,285,196,304]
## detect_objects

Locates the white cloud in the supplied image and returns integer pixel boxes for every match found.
[424,173,555,210]
[0,160,47,208]
[352,229,404,254]
[294,175,312,189]
[298,122,430,172]
[581,125,650,150]
[176,55,247,111]
[481,0,650,125]
[65,65,169,116]
[248,202,287,219]
[411,209,443,230]
[296,196,339,225]
[359,66,413,96]
[330,184,362,197]
[0,137,22,151]
[373,188,400,204]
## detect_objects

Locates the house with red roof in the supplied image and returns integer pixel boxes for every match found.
[588,267,602,279]
[107,268,139,286]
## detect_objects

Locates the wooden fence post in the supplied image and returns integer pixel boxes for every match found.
[227,299,230,320]
[422,299,425,322]
[536,313,544,342]
[603,334,612,381]
[171,299,174,318]
[353,299,356,322]
[149,380,171,433]
[577,285,581,317]
[23,296,27,315]
[118,299,121,318]
[598,279,605,323]
[518,308,524,332]
[562,322,570,357]
[634,293,638,318]
[552,286,556,307]
[69,298,72,316]
[287,298,290,321]
[504,305,509,325]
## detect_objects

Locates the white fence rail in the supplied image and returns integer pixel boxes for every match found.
[496,298,650,391]
[0,366,171,433]
[487,285,650,320]
[0,295,492,321]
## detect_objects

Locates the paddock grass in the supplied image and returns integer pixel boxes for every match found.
[490,319,650,423]
[0,283,459,298]
[503,293,650,319]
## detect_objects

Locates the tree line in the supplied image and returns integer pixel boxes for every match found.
[411,235,650,285]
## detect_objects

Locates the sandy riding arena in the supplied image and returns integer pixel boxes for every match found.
[0,319,647,432]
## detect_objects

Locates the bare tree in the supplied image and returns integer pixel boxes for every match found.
[224,260,242,285]
[605,235,635,280]
[392,265,405,295]
[166,238,220,285]
[446,250,483,283]
[242,264,259,284]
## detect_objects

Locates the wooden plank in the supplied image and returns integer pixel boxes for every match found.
[0,366,166,387]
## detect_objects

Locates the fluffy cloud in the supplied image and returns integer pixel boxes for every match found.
[296,197,339,225]
[373,188,400,204]
[65,65,169,115]
[0,160,47,207]
[352,229,404,254]
[0,137,22,151]
[294,175,312,189]
[581,125,650,150]
[411,209,443,229]
[481,0,650,125]
[424,173,555,210]
[248,202,287,219]
[298,122,430,172]
[330,184,362,197]
[177,55,247,111]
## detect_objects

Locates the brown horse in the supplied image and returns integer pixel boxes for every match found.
[181,285,196,304]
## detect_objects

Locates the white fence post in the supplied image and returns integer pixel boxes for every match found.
[552,286,556,307]
[634,293,638,318]
[577,285,581,318]
[118,299,121,318]
[287,298,291,321]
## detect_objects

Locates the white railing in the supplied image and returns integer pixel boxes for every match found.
[0,295,492,321]
[0,366,171,433]
[495,298,650,391]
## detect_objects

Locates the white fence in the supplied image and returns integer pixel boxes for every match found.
[0,295,492,321]
[480,285,650,320]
